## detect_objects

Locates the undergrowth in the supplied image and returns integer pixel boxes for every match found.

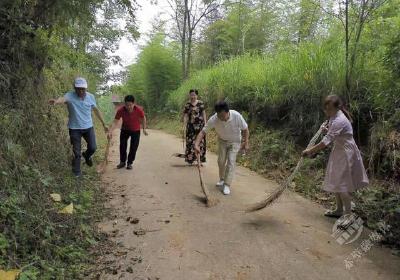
[0,79,110,279]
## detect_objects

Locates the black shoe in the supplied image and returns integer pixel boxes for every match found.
[82,152,93,167]
[117,162,126,169]
[126,164,133,170]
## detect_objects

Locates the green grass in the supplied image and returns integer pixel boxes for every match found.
[167,42,346,140]
[0,95,111,279]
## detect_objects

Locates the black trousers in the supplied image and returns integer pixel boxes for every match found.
[69,127,97,175]
[120,130,140,164]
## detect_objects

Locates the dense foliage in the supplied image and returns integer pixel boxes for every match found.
[0,0,136,278]
[120,35,182,113]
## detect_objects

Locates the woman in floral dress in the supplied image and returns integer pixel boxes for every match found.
[183,89,207,164]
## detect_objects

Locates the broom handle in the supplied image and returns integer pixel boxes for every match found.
[196,155,210,198]
[104,138,111,164]
[284,120,328,188]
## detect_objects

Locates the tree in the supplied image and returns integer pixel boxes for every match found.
[298,0,322,43]
[318,0,389,100]
[123,34,182,111]
[167,0,221,78]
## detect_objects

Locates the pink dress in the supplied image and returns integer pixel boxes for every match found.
[321,110,369,193]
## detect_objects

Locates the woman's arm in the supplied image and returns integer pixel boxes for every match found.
[302,120,337,156]
[183,113,189,125]
[183,113,189,140]
[302,142,327,156]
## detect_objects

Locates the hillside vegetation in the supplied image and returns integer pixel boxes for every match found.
[121,1,400,248]
[0,0,136,278]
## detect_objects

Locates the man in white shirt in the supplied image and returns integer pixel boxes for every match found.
[194,101,249,195]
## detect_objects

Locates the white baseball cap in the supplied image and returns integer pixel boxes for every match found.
[74,77,88,89]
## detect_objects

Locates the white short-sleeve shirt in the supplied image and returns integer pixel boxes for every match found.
[203,110,248,143]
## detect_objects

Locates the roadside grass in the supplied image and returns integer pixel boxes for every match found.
[0,104,109,279]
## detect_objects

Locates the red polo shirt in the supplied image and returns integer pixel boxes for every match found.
[115,105,145,132]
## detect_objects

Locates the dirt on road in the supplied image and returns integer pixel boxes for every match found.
[95,129,399,280]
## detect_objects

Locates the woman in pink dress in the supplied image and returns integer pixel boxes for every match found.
[302,95,369,219]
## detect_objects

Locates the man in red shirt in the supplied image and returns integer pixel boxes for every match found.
[108,95,148,170]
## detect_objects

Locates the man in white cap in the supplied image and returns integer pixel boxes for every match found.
[49,77,108,176]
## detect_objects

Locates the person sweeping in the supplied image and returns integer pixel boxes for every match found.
[302,95,369,221]
[194,101,249,195]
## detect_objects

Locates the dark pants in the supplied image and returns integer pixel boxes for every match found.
[120,130,140,165]
[69,127,97,175]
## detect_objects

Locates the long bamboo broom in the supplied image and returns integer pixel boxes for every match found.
[196,155,219,207]
[245,121,327,212]
[96,138,111,174]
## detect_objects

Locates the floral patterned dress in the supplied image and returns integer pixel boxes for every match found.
[183,101,206,164]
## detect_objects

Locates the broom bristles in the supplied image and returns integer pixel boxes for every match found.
[172,153,186,158]
[245,121,328,212]
[206,197,219,207]
[196,156,219,207]
[96,138,111,174]
[245,185,286,212]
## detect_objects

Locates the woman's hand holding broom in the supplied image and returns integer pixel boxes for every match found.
[302,120,329,157]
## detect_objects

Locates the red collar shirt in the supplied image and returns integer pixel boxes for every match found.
[115,106,145,132]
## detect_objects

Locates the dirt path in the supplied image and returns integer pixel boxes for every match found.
[97,129,399,280]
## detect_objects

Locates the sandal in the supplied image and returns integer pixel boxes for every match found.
[324,210,343,218]
[337,214,357,230]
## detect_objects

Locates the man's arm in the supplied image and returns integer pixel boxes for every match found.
[48,97,66,105]
[107,118,121,139]
[194,114,215,154]
[141,115,148,136]
[93,107,108,133]
[241,128,250,151]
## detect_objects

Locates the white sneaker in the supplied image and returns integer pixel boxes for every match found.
[216,180,224,188]
[223,185,231,195]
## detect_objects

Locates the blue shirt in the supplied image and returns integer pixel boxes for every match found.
[64,91,97,129]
